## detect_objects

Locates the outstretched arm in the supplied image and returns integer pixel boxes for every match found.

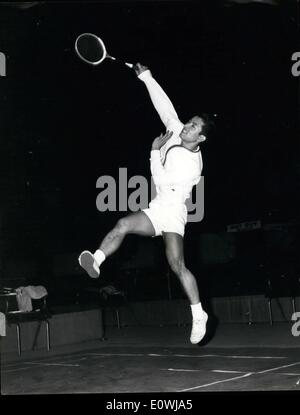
[135,63,181,129]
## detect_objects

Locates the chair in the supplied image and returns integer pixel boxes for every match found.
[83,286,127,340]
[265,275,298,326]
[5,295,52,356]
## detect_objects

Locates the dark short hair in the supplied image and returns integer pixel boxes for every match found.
[198,113,216,138]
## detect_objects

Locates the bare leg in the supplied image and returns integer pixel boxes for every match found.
[163,232,200,305]
[163,232,207,344]
[79,212,155,279]
[99,211,155,258]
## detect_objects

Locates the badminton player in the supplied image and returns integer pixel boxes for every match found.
[79,63,215,344]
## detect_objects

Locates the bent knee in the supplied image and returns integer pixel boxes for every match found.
[115,218,131,234]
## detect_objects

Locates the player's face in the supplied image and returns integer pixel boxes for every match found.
[180,116,206,143]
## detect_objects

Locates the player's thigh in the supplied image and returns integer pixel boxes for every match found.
[122,211,155,237]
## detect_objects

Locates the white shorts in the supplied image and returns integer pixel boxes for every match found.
[143,200,187,237]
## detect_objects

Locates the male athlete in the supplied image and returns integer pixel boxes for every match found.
[79,63,215,344]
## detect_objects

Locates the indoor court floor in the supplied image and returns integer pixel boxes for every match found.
[2,323,300,394]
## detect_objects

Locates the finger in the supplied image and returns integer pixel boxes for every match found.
[163,131,173,140]
[161,137,170,144]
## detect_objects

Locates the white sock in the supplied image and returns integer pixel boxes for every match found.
[93,249,106,267]
[191,303,204,320]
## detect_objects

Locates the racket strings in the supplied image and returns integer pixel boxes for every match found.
[77,35,105,63]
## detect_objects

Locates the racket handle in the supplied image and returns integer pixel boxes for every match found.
[125,62,134,69]
[108,55,133,69]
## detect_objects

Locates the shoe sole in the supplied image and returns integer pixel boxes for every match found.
[78,251,99,279]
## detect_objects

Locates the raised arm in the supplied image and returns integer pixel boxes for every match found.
[134,63,181,129]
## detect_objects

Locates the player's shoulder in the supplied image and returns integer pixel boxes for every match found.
[169,145,200,157]
[167,146,198,165]
[168,146,202,169]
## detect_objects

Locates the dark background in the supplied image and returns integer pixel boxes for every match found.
[0,1,299,309]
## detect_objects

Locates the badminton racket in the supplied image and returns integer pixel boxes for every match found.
[75,33,133,69]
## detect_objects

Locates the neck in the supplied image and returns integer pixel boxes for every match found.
[181,141,199,152]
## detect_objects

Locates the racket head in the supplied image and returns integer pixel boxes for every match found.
[75,33,107,65]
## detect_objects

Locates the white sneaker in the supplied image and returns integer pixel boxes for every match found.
[190,311,208,344]
[78,250,100,279]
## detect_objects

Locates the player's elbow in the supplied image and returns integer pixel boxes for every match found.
[163,114,178,128]
[152,176,163,186]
